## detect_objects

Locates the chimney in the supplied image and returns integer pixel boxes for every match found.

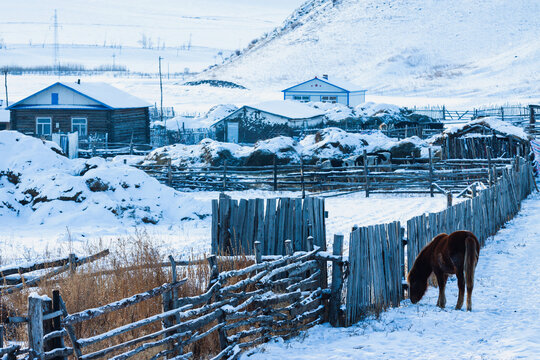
[322,74,328,80]
[77,79,81,85]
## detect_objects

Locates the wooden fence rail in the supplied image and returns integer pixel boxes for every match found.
[136,158,513,195]
[345,157,535,325]
[1,242,346,360]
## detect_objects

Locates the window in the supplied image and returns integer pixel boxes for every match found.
[51,93,59,105]
[71,118,87,136]
[321,96,337,103]
[293,95,310,103]
[36,117,52,136]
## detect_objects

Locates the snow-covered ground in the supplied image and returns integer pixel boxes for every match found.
[242,191,540,360]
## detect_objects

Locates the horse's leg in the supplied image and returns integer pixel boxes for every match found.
[434,271,448,308]
[466,271,474,311]
[455,269,465,310]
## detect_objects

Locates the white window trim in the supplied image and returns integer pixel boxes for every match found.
[36,117,52,135]
[71,117,88,135]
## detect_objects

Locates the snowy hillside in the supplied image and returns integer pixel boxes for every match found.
[205,0,540,103]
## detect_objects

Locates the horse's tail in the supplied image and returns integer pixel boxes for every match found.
[464,234,479,310]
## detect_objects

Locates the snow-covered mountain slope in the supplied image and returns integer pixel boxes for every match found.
[204,0,540,102]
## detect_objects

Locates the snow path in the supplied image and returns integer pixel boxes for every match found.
[243,192,540,360]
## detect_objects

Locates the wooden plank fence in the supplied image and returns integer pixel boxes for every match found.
[212,196,326,256]
[345,157,535,325]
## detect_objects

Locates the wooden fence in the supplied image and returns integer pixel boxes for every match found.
[211,196,326,256]
[137,157,513,195]
[0,242,347,360]
[345,157,535,325]
[0,251,110,295]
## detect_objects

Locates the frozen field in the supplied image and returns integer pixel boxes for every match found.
[0,189,456,266]
[242,192,540,360]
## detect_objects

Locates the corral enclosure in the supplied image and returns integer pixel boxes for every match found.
[0,157,535,359]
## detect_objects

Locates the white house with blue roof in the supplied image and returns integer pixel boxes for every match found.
[282,75,366,107]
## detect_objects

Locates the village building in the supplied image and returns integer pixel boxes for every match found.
[7,81,151,143]
[282,75,367,107]
[211,100,325,143]
[433,117,531,159]
[0,109,10,131]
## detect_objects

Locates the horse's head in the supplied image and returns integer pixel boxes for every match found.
[408,275,428,304]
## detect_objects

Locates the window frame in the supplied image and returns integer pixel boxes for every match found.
[320,96,337,104]
[36,117,52,136]
[293,95,310,103]
[71,117,88,136]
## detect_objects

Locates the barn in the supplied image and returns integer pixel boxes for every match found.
[282,75,367,107]
[211,100,325,143]
[435,117,531,159]
[7,81,151,143]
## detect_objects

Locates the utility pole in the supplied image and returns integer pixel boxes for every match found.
[3,68,8,107]
[112,53,116,69]
[158,56,165,143]
[53,9,59,74]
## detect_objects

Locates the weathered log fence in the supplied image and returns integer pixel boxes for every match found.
[344,157,535,325]
[136,157,513,196]
[1,243,347,360]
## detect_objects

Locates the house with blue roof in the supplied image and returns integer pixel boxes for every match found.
[282,75,366,107]
[7,80,151,143]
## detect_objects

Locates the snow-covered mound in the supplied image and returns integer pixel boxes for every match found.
[204,0,540,101]
[0,131,201,226]
[143,138,251,167]
[154,104,239,130]
[143,128,430,166]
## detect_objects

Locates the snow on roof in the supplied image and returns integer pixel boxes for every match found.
[443,117,530,141]
[60,82,151,109]
[283,76,365,92]
[9,81,151,110]
[0,109,9,123]
[248,100,325,119]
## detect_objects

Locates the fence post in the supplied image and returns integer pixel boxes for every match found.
[0,324,3,348]
[429,147,434,197]
[28,293,50,356]
[273,155,278,191]
[487,146,493,186]
[472,183,477,197]
[307,236,314,251]
[447,192,453,207]
[363,149,370,198]
[68,253,77,274]
[254,241,262,264]
[222,160,228,192]
[207,256,228,352]
[167,158,172,187]
[285,239,293,256]
[51,290,66,360]
[301,160,305,199]
[329,234,344,327]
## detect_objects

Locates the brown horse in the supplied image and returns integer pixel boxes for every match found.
[407,230,480,311]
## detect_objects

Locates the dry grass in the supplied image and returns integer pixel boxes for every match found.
[0,232,255,359]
